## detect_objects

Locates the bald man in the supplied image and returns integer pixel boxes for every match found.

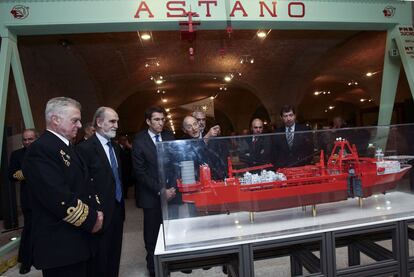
[240,118,274,167]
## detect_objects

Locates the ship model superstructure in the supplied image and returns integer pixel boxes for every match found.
[177,139,411,216]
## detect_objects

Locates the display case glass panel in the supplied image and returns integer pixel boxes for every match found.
[157,124,414,250]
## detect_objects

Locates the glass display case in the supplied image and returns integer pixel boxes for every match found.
[156,124,414,251]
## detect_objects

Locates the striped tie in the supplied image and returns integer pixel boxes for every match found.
[286,127,294,148]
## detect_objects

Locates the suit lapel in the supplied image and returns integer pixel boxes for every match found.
[92,135,112,171]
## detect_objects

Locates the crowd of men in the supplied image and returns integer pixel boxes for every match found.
[9,97,336,277]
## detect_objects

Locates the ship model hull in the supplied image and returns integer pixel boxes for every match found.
[177,140,411,214]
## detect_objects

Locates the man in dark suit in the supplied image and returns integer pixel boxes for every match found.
[8,128,38,274]
[22,97,103,277]
[118,135,133,199]
[77,107,125,277]
[132,106,176,277]
[240,118,274,167]
[274,105,314,168]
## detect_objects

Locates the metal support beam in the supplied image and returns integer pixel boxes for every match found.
[10,40,34,129]
[0,36,13,158]
[376,28,401,148]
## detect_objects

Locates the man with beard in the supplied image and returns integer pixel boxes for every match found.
[77,107,125,277]
[9,128,39,274]
[132,106,176,277]
[22,97,103,277]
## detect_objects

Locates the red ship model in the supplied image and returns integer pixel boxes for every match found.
[177,139,411,216]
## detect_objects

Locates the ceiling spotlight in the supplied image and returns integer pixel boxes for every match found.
[360,98,366,102]
[224,74,233,82]
[328,106,335,110]
[257,30,267,38]
[314,91,320,96]
[141,33,151,40]
[167,114,172,119]
[162,98,167,103]
[145,57,160,69]
[366,72,373,77]
[151,74,164,84]
[210,96,215,100]
[240,55,254,65]
[165,108,170,112]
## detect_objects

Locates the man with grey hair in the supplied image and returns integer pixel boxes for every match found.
[192,110,207,138]
[77,107,124,277]
[23,97,103,277]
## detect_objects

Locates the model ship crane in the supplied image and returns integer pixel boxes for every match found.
[177,139,411,218]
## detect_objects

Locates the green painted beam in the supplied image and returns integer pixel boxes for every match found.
[0,0,411,35]
[0,237,20,258]
[0,36,13,161]
[376,28,401,148]
[11,41,34,129]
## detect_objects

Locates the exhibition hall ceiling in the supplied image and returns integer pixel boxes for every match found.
[11,29,412,133]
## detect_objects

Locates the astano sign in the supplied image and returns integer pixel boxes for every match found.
[0,0,412,36]
[134,1,305,18]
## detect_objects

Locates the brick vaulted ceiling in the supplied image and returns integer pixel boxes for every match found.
[5,29,412,135]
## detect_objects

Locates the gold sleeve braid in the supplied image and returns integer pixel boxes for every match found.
[63,199,90,227]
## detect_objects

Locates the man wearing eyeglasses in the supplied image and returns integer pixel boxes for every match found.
[192,110,207,138]
[132,106,176,277]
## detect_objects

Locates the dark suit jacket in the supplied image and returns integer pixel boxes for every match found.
[9,147,31,212]
[274,124,314,168]
[77,134,125,231]
[22,131,98,269]
[132,130,175,209]
[240,135,274,167]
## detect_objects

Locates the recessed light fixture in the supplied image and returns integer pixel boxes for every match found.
[224,74,233,82]
[165,108,170,112]
[141,33,151,40]
[328,106,335,110]
[151,74,164,85]
[314,90,331,96]
[257,30,267,38]
[162,98,167,103]
[366,72,374,77]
